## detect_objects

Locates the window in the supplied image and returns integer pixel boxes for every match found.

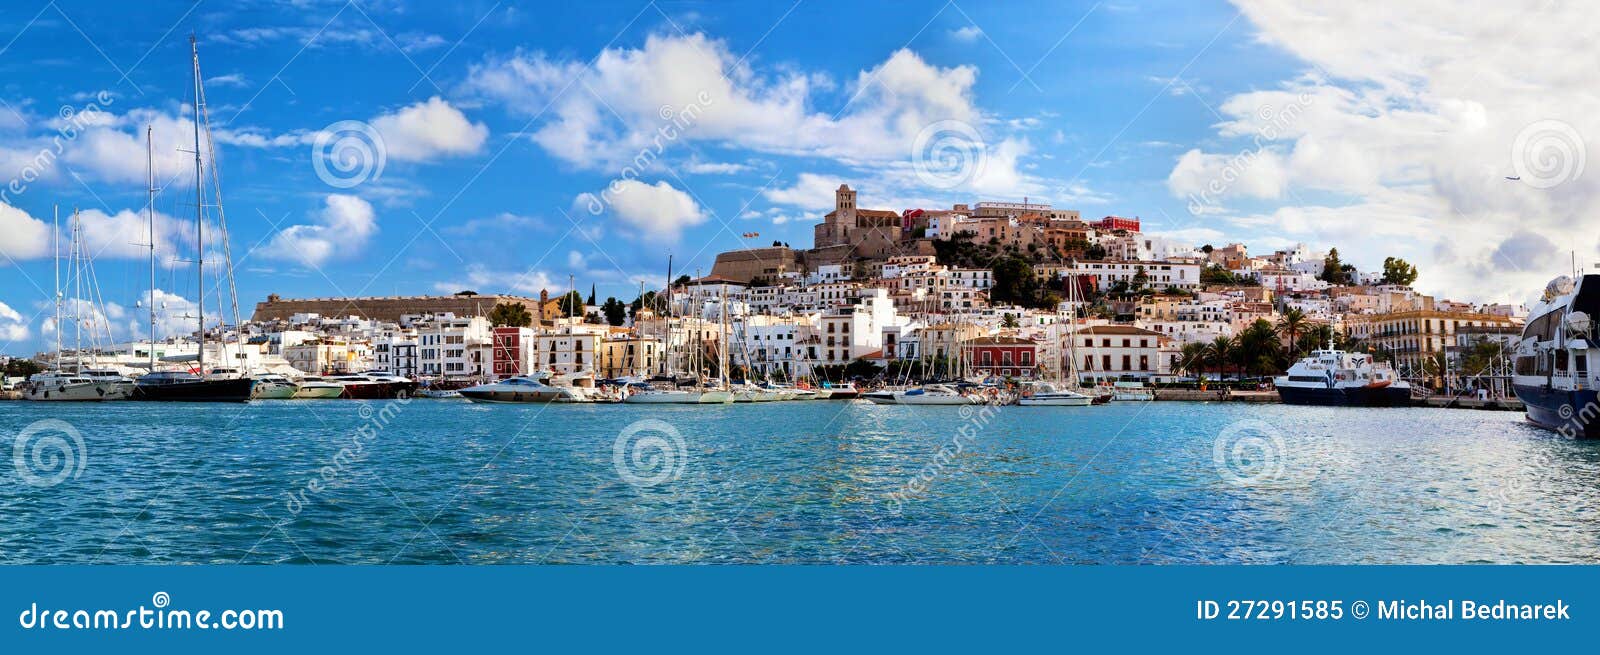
[1122,355,1131,370]
[1139,355,1148,370]
[1102,355,1112,370]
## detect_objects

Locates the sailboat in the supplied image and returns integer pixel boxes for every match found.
[625,263,701,404]
[23,207,127,401]
[1019,271,1093,406]
[132,36,252,402]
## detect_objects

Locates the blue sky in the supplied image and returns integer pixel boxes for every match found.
[2,1,1595,354]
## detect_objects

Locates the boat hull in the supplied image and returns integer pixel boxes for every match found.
[132,378,255,402]
[252,384,298,399]
[23,381,115,401]
[1018,395,1092,406]
[1513,384,1600,438]
[623,391,701,404]
[292,385,345,399]
[460,389,564,403]
[340,381,417,400]
[1276,384,1412,407]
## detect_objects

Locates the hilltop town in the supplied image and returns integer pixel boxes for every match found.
[11,184,1528,391]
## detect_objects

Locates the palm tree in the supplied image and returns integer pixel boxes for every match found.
[1206,336,1236,381]
[1276,308,1308,359]
[1179,342,1209,380]
[1236,319,1284,376]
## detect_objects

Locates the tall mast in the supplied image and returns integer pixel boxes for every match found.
[52,204,60,365]
[663,254,673,376]
[190,35,206,374]
[146,125,156,370]
[71,209,82,370]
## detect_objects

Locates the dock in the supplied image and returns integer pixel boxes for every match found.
[1418,396,1524,411]
[1153,389,1281,403]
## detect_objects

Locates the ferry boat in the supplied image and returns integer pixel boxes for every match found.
[1274,347,1411,406]
[1512,275,1600,438]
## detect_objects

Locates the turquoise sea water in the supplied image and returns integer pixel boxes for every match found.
[2,399,1598,564]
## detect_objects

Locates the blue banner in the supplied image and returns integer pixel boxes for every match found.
[1,566,1591,652]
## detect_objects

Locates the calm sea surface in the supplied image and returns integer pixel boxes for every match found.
[2,399,1598,564]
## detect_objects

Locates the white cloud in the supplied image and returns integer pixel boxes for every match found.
[462,34,985,167]
[206,73,250,88]
[575,179,706,239]
[432,265,555,297]
[258,194,378,267]
[949,26,984,42]
[0,300,29,342]
[0,202,52,262]
[370,96,488,162]
[762,173,842,211]
[1168,0,1600,302]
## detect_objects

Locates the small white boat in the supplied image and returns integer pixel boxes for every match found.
[623,386,703,403]
[815,381,860,400]
[416,388,463,399]
[292,376,345,399]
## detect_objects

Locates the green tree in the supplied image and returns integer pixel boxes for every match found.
[601,297,628,326]
[990,255,1041,307]
[1380,256,1419,286]
[3,358,42,377]
[1131,265,1149,291]
[487,302,533,328]
[1206,336,1236,380]
[1318,248,1351,285]
[557,291,584,318]
[1001,313,1020,329]
[1179,342,1209,379]
[1235,319,1284,376]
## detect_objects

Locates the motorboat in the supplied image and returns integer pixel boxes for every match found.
[1274,348,1411,407]
[460,376,569,403]
[815,381,860,400]
[325,373,418,399]
[1017,381,1094,406]
[863,384,981,405]
[292,376,345,399]
[250,374,299,399]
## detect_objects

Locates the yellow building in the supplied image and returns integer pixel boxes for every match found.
[1344,309,1520,374]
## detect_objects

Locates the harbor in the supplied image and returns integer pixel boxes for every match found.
[2,398,1596,565]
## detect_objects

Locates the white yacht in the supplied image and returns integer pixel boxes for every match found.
[863,384,981,405]
[460,376,569,404]
[1274,347,1411,406]
[22,371,114,401]
[292,376,345,399]
[1017,381,1094,406]
[1105,381,1155,402]
[250,374,299,399]
[1511,274,1600,437]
